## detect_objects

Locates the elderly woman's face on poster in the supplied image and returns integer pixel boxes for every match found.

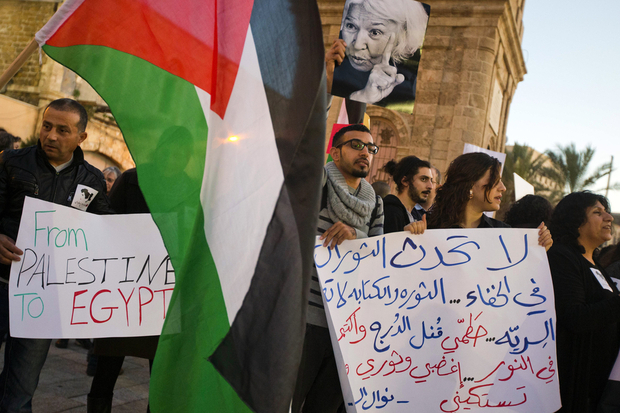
[342,3,400,72]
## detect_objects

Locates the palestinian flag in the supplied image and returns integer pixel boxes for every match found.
[35,1,326,412]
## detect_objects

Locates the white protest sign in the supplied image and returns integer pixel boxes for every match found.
[9,197,175,339]
[513,173,535,201]
[314,229,561,413]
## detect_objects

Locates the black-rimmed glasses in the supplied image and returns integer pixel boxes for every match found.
[336,139,379,155]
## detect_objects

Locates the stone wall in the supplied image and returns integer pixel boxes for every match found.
[0,0,59,105]
[0,0,133,171]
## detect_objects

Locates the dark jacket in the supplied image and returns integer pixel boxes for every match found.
[0,143,112,280]
[383,194,411,234]
[94,168,159,359]
[548,243,620,413]
[428,213,510,229]
[477,214,510,228]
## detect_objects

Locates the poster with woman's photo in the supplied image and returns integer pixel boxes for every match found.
[331,0,430,113]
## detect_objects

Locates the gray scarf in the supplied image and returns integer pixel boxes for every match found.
[325,162,376,230]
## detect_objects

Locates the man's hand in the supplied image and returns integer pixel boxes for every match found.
[537,222,553,252]
[320,222,356,249]
[326,39,346,94]
[349,35,404,103]
[0,234,22,265]
[404,214,427,235]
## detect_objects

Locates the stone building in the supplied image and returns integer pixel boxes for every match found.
[319,0,527,183]
[2,0,526,176]
[0,0,133,171]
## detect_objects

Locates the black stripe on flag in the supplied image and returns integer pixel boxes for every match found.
[209,1,326,412]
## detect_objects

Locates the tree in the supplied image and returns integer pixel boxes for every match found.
[543,143,612,195]
[497,143,552,219]
[504,143,548,190]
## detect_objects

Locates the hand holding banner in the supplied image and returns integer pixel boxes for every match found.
[9,197,174,339]
[314,228,561,412]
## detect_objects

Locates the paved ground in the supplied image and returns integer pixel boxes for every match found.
[0,340,150,412]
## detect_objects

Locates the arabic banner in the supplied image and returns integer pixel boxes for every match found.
[9,197,174,339]
[314,228,561,412]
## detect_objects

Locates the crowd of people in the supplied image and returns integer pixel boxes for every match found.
[0,35,615,413]
[297,119,619,413]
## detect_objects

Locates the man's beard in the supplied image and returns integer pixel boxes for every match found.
[408,185,427,204]
[352,168,369,178]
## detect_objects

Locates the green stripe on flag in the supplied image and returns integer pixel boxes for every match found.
[43,44,252,412]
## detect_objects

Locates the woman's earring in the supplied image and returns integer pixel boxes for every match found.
[469,190,473,199]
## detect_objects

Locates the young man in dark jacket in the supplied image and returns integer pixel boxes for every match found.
[382,156,433,233]
[0,98,112,412]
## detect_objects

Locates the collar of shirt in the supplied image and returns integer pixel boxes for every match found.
[54,155,74,173]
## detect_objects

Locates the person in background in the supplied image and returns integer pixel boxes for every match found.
[599,243,620,281]
[382,155,432,233]
[11,136,21,150]
[371,181,390,199]
[418,165,441,213]
[503,194,553,229]
[0,132,16,153]
[547,192,618,413]
[103,166,121,195]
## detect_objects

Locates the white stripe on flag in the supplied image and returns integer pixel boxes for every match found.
[35,0,86,46]
[196,26,283,324]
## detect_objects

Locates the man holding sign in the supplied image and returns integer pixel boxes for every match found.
[293,124,384,413]
[0,99,111,412]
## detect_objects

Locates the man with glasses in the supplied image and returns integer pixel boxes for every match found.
[293,123,383,413]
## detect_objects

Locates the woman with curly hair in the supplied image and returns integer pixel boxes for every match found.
[547,192,619,413]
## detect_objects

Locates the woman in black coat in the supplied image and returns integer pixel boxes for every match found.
[547,191,619,413]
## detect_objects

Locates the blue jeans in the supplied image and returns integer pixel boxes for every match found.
[0,284,51,413]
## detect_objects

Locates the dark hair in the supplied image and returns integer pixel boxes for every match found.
[383,156,431,193]
[431,166,442,185]
[0,131,16,152]
[45,98,88,133]
[332,124,371,147]
[371,181,391,198]
[504,195,553,229]
[549,191,610,252]
[427,152,501,228]
[599,244,620,268]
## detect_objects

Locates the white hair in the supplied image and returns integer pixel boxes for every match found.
[341,0,429,65]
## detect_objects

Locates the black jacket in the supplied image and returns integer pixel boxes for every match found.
[477,214,510,228]
[548,243,620,412]
[0,143,112,279]
[383,195,411,234]
[94,167,159,360]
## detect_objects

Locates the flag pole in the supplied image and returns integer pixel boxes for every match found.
[0,38,39,91]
